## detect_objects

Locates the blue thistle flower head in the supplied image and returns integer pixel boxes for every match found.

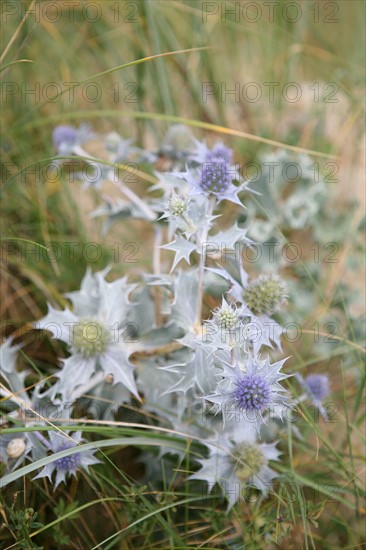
[54,442,81,472]
[234,374,271,412]
[206,143,233,164]
[304,374,330,402]
[52,123,93,154]
[52,125,77,149]
[170,139,250,206]
[200,157,233,194]
[33,431,100,489]
[204,353,292,425]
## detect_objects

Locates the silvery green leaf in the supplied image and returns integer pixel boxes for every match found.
[136,356,180,411]
[161,234,197,272]
[92,194,156,231]
[65,267,110,317]
[54,355,97,400]
[150,171,190,195]
[0,368,30,407]
[137,323,184,350]
[248,218,276,243]
[207,223,254,251]
[86,381,131,420]
[181,195,218,240]
[246,315,283,355]
[179,347,219,395]
[130,285,158,334]
[96,272,137,327]
[283,192,318,229]
[34,305,78,344]
[170,269,199,331]
[0,337,22,374]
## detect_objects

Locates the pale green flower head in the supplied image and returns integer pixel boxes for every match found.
[244,274,288,317]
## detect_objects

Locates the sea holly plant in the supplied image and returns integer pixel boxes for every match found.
[0,125,333,511]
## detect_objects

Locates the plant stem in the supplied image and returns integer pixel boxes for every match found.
[153,225,163,325]
[195,197,215,325]
[113,179,156,221]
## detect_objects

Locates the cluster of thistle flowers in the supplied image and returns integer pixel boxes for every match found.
[0,125,330,506]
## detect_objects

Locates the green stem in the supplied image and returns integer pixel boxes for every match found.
[195,197,215,325]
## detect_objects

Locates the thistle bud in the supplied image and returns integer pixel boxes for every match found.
[214,304,239,330]
[244,274,287,317]
[169,194,188,217]
[232,443,266,482]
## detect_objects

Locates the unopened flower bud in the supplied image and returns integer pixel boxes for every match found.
[169,195,188,217]
[244,274,287,317]
[232,443,265,482]
[215,304,239,330]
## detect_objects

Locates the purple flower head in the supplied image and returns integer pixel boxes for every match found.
[52,125,77,149]
[54,442,81,472]
[206,143,233,164]
[234,374,271,412]
[52,123,94,155]
[200,157,233,194]
[304,374,330,402]
[170,141,251,206]
[204,353,292,425]
[33,431,100,489]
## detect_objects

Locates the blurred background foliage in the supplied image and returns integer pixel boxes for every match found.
[1,1,365,548]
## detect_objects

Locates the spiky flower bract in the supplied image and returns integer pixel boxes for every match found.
[34,269,140,399]
[190,139,233,165]
[204,354,291,425]
[33,431,100,489]
[190,424,281,509]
